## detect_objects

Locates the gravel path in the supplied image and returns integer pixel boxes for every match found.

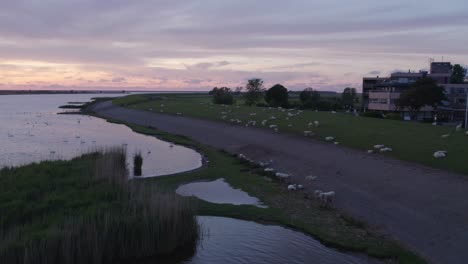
[93,101,468,264]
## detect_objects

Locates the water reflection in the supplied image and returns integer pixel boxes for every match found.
[176,178,266,207]
[0,94,202,177]
[185,216,379,264]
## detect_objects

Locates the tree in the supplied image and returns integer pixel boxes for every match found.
[395,78,446,120]
[341,87,358,109]
[244,78,265,106]
[265,84,288,107]
[209,87,234,105]
[234,86,243,94]
[299,88,321,108]
[451,64,467,84]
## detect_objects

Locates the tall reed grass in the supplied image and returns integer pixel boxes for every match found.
[0,147,199,264]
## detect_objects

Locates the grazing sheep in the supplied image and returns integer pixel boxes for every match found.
[319,191,335,205]
[221,115,227,120]
[304,130,313,136]
[261,120,268,126]
[333,141,339,145]
[466,131,468,136]
[380,147,392,152]
[275,172,291,179]
[433,150,447,158]
[269,124,278,129]
[325,136,334,141]
[305,175,317,181]
[432,122,437,126]
[331,111,337,114]
[270,116,277,120]
[314,190,323,198]
[314,121,320,127]
[308,122,313,127]
[288,124,293,127]
[456,123,462,131]
[264,168,275,172]
[297,184,304,190]
[373,144,385,149]
[274,128,279,133]
[176,112,183,116]
[288,184,297,191]
[367,150,374,154]
[441,134,450,138]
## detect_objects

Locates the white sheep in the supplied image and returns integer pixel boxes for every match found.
[297,184,304,190]
[373,144,385,149]
[264,168,275,172]
[314,121,320,127]
[288,124,293,127]
[250,113,257,116]
[269,124,278,129]
[308,122,313,127]
[319,191,335,205]
[261,120,268,126]
[334,141,339,145]
[331,111,337,114]
[325,136,334,141]
[176,112,183,116]
[433,150,447,158]
[275,172,291,179]
[270,116,277,120]
[432,122,437,126]
[441,134,450,138]
[288,184,297,191]
[314,190,323,198]
[305,175,317,181]
[456,123,462,131]
[380,147,392,152]
[466,131,468,136]
[304,130,313,137]
[367,150,374,154]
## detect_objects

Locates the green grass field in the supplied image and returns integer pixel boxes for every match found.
[114,93,468,176]
[99,118,426,263]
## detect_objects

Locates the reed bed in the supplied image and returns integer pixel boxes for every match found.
[0,147,199,264]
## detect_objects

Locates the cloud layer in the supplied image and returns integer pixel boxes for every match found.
[0,0,467,91]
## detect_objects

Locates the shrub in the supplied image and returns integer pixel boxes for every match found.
[210,87,234,105]
[300,88,321,109]
[385,113,402,120]
[362,111,383,118]
[265,84,288,107]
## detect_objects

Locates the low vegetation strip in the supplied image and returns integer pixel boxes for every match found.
[0,147,198,264]
[113,94,468,176]
[98,118,425,264]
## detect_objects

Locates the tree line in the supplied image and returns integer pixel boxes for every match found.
[209,78,358,111]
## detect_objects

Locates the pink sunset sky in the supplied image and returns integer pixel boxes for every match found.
[0,0,467,92]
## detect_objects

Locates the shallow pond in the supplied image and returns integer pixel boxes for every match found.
[176,178,266,207]
[185,216,379,264]
[0,94,202,177]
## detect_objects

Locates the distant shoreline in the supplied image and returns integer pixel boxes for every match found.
[0,90,210,95]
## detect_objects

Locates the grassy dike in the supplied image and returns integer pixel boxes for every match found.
[113,93,468,176]
[0,148,198,264]
[92,112,426,263]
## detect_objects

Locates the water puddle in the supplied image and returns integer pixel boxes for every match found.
[176,178,266,207]
[184,216,380,264]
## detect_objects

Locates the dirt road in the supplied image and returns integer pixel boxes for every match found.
[93,101,468,264]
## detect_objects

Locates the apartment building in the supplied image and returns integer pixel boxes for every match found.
[362,62,468,121]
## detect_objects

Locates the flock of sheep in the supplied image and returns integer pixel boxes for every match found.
[239,153,336,207]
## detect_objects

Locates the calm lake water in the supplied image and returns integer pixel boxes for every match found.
[0,94,202,177]
[185,216,378,264]
[176,178,267,207]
